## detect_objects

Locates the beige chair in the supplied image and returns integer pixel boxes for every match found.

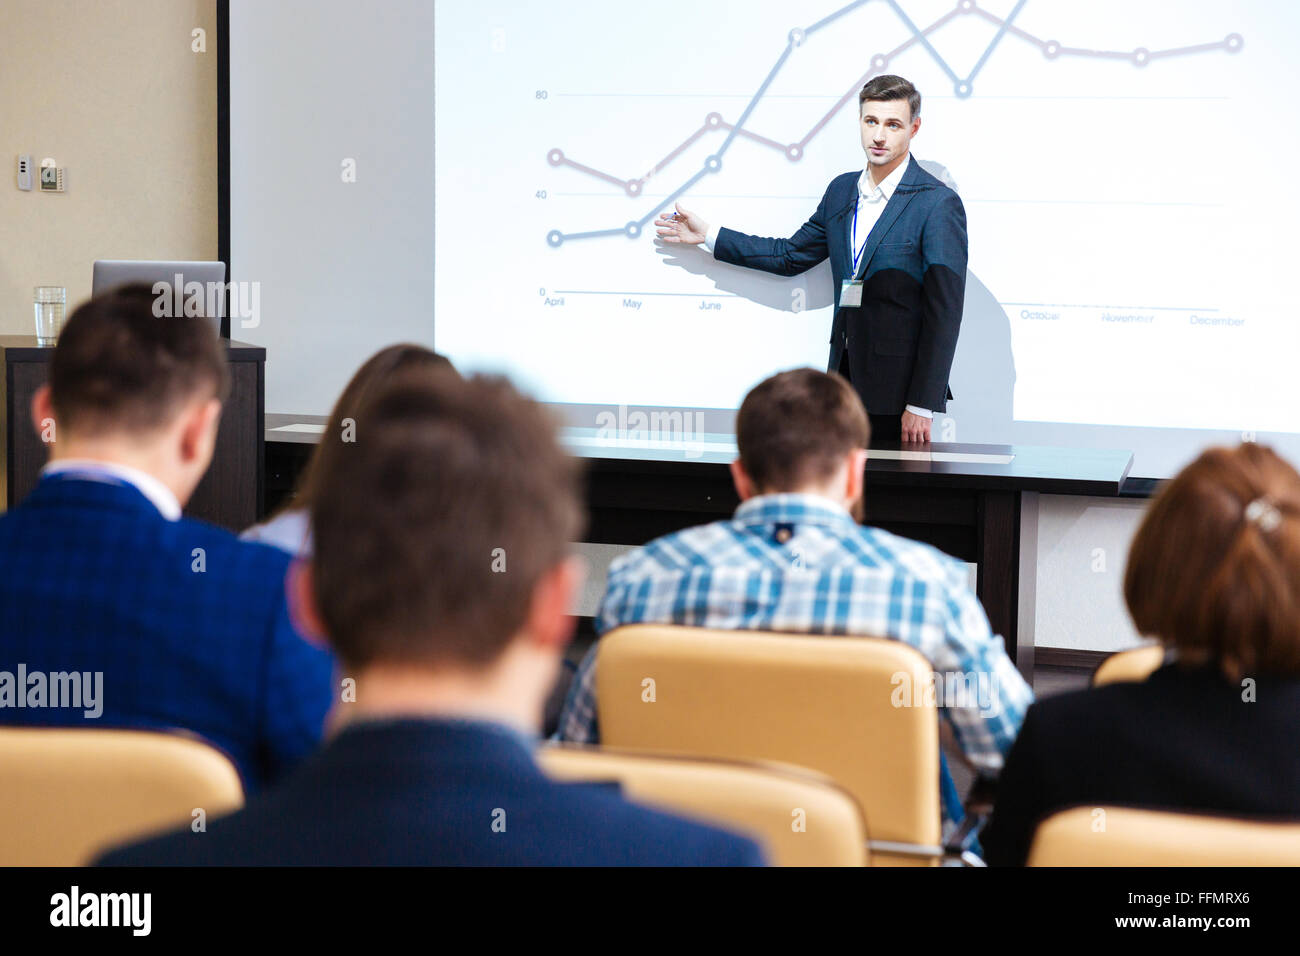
[595,624,944,865]
[1092,644,1166,686]
[1028,805,1300,866]
[0,727,244,865]
[539,744,867,866]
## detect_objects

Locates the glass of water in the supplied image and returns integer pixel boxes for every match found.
[34,286,66,345]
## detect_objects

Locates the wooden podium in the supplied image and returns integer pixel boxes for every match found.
[0,336,264,530]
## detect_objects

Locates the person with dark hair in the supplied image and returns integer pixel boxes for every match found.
[98,370,764,865]
[982,443,1300,866]
[0,283,333,792]
[656,74,967,443]
[556,368,1031,821]
[242,343,456,554]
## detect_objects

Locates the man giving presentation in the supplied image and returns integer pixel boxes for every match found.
[656,75,967,443]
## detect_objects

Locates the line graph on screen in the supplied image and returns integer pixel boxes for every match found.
[543,0,1241,246]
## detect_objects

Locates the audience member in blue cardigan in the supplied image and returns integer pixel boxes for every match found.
[0,284,334,792]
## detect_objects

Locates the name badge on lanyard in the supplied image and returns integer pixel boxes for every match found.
[841,197,869,309]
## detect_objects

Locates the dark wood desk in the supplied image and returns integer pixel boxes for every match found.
[265,415,1132,676]
[1,337,265,530]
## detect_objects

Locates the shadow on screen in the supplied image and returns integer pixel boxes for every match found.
[652,240,836,314]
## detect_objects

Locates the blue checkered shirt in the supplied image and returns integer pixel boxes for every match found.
[556,493,1032,774]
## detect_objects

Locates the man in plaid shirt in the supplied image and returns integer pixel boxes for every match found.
[556,368,1032,814]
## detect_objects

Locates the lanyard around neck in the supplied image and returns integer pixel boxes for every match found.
[851,181,881,277]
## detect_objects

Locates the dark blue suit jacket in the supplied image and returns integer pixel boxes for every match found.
[715,156,967,414]
[0,474,334,792]
[97,718,767,866]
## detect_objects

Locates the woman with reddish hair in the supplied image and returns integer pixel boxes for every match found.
[983,443,1300,865]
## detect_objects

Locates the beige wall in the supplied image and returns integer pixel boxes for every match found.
[0,0,217,332]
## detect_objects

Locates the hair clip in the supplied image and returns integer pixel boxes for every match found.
[1244,497,1282,533]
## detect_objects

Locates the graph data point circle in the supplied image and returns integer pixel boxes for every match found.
[1131,47,1149,66]
[788,27,805,46]
[626,179,643,197]
[785,144,803,161]
[547,230,563,247]
[705,154,722,172]
[958,0,975,12]
[547,149,564,165]
[624,222,641,238]
[1225,33,1243,52]
[871,54,888,70]
[706,112,723,128]
[954,81,972,99]
[1043,41,1060,59]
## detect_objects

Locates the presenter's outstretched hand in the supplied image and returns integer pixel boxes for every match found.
[654,203,708,244]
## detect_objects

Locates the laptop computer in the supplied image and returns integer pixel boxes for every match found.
[91,260,227,333]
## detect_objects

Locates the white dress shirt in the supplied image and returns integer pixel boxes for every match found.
[701,154,932,419]
[42,459,182,520]
[241,506,313,555]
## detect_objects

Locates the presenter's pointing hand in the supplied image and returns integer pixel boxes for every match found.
[654,203,708,244]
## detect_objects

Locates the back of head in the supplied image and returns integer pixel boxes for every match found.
[50,283,229,438]
[296,344,456,509]
[735,368,869,493]
[1124,443,1300,680]
[309,371,584,670]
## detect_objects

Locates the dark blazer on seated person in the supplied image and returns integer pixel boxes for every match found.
[97,717,767,866]
[0,473,334,793]
[981,662,1300,866]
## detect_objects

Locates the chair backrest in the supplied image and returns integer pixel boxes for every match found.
[1092,644,1166,686]
[1028,805,1300,866]
[595,624,940,865]
[0,727,244,865]
[539,745,867,866]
